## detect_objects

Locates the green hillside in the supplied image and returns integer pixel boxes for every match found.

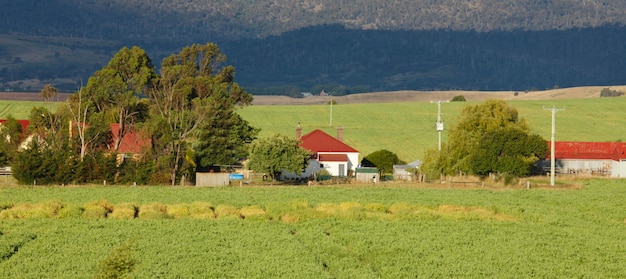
[238,97,626,161]
[2,96,624,162]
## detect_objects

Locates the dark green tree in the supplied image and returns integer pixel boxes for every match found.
[0,116,24,166]
[450,95,466,101]
[147,43,253,185]
[469,127,547,176]
[361,149,405,174]
[247,134,311,181]
[193,91,259,170]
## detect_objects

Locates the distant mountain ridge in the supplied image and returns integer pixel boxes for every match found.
[3,0,626,42]
[1,1,626,93]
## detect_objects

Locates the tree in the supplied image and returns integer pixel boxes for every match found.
[193,97,259,171]
[468,127,547,176]
[361,149,405,174]
[450,95,466,101]
[147,43,253,185]
[0,116,24,166]
[77,46,156,152]
[422,100,543,178]
[247,134,311,181]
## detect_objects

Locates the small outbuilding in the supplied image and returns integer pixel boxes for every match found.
[355,167,379,183]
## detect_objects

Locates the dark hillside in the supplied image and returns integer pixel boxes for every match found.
[225,25,626,92]
[1,1,626,93]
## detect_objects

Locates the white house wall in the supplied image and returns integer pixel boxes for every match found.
[611,160,626,178]
[318,152,359,173]
[538,159,612,175]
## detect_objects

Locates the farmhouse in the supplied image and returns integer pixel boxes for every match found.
[290,124,360,178]
[0,119,32,149]
[108,123,151,163]
[537,141,626,177]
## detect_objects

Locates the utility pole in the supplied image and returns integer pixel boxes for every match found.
[329,96,333,127]
[543,106,565,186]
[431,100,449,151]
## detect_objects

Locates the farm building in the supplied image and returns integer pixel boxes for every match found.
[108,123,151,163]
[537,141,626,177]
[0,119,32,150]
[284,125,359,179]
[393,160,422,181]
[355,167,379,183]
[611,145,626,178]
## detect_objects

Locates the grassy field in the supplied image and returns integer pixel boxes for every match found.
[1,94,625,162]
[1,179,625,278]
[238,96,626,161]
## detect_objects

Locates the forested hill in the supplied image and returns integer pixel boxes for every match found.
[1,1,626,93]
[3,0,626,41]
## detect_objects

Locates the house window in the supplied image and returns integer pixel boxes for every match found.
[319,164,324,168]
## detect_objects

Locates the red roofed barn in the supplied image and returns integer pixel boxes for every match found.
[538,141,626,177]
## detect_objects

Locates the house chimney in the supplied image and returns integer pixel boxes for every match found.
[337,126,343,141]
[296,122,302,139]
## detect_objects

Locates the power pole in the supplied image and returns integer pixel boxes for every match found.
[543,106,565,186]
[431,100,449,151]
[328,91,333,127]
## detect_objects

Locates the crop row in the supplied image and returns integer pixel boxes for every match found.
[0,200,515,222]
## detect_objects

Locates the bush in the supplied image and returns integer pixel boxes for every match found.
[240,205,268,221]
[57,204,84,219]
[362,149,405,174]
[451,95,466,101]
[213,204,240,219]
[600,87,625,97]
[83,200,113,219]
[94,240,137,279]
[109,203,137,220]
[166,204,191,219]
[189,202,215,219]
[138,203,169,219]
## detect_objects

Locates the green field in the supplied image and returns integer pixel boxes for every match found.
[1,180,625,278]
[2,95,625,162]
[238,97,626,161]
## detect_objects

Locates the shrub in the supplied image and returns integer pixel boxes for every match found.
[189,202,215,219]
[451,95,466,101]
[94,240,137,279]
[166,204,191,219]
[600,87,625,97]
[0,201,62,219]
[83,200,113,219]
[109,203,137,220]
[138,203,169,219]
[0,201,14,211]
[213,204,240,219]
[57,204,84,219]
[240,205,267,221]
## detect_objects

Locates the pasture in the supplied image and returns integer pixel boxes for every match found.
[1,93,625,162]
[238,96,626,161]
[1,179,625,278]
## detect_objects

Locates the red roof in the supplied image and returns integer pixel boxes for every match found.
[110,123,151,154]
[547,141,626,160]
[613,145,626,161]
[299,129,358,153]
[0,119,30,140]
[319,154,349,162]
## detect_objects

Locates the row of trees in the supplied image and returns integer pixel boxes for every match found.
[7,44,259,186]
